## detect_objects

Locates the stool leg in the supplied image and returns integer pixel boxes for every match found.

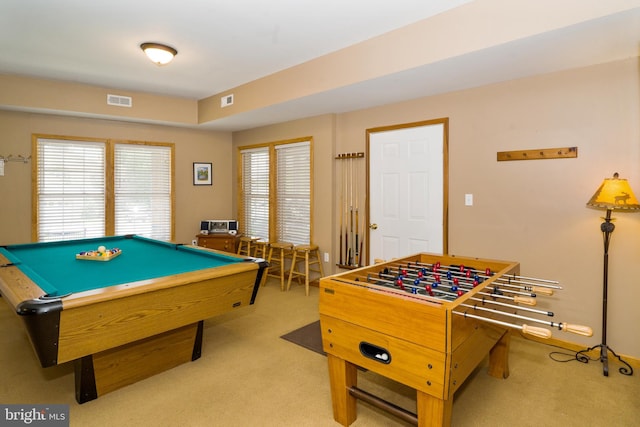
[280,248,288,291]
[316,249,325,277]
[286,250,297,291]
[305,250,310,296]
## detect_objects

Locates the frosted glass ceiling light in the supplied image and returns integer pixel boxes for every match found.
[140,43,177,66]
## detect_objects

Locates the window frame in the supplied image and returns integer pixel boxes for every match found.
[32,134,175,242]
[237,137,313,245]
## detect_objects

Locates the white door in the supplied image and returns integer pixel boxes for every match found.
[368,121,446,263]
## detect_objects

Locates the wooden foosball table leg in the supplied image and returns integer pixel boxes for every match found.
[416,390,453,427]
[488,330,511,379]
[327,354,358,426]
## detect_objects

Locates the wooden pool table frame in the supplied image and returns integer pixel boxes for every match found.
[0,241,268,403]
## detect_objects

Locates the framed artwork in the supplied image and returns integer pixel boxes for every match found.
[193,162,212,186]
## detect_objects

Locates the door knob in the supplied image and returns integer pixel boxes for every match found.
[369,223,378,230]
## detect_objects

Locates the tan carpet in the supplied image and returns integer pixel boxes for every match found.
[1,278,639,426]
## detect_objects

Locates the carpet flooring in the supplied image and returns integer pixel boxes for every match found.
[1,278,639,426]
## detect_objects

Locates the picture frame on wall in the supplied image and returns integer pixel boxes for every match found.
[193,162,212,186]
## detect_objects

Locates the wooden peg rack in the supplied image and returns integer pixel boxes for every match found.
[497,147,577,161]
[335,152,365,160]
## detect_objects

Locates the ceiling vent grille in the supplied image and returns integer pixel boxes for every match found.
[107,94,133,107]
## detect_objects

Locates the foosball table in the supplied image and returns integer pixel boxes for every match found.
[319,253,591,426]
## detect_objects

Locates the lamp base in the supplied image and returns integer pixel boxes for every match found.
[576,344,633,376]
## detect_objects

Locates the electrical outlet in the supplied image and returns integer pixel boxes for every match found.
[324,252,329,262]
[191,239,198,246]
[465,194,473,206]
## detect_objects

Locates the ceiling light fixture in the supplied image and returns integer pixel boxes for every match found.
[140,42,177,66]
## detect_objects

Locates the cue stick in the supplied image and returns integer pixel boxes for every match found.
[344,154,349,266]
[339,154,344,266]
[454,311,552,339]
[358,192,365,267]
[459,303,593,336]
[342,153,349,265]
[348,154,354,266]
[354,155,359,267]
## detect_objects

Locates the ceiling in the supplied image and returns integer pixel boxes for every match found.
[1,1,639,131]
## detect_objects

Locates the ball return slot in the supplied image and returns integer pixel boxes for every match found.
[359,341,391,364]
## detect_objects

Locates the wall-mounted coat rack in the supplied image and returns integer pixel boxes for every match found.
[497,147,577,161]
[0,154,31,163]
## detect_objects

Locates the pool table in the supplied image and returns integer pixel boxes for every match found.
[0,235,268,403]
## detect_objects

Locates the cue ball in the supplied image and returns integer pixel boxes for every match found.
[98,245,106,253]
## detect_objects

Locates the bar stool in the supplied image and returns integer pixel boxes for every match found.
[252,240,270,259]
[287,244,324,296]
[267,242,293,291]
[237,236,260,256]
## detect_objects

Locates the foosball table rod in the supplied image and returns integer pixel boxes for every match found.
[454,310,553,339]
[396,261,563,294]
[459,303,593,337]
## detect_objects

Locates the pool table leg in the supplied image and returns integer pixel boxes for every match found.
[75,321,204,403]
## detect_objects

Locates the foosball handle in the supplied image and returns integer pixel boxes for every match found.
[513,296,536,306]
[561,323,593,337]
[522,324,552,339]
[531,286,554,296]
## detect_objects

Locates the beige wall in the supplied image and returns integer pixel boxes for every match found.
[0,111,233,245]
[231,58,640,358]
[1,57,638,359]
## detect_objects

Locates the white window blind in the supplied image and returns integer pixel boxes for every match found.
[276,141,310,245]
[114,144,172,241]
[37,138,106,242]
[241,147,270,240]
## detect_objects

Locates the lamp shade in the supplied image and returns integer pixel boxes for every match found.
[140,43,177,65]
[586,173,640,211]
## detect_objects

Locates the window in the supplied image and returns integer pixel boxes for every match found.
[240,147,270,240]
[114,143,173,240]
[276,141,311,244]
[35,138,106,242]
[34,135,174,242]
[239,138,312,245]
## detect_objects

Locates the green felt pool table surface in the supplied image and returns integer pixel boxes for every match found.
[0,234,243,296]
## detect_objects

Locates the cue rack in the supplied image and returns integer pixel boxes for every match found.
[336,152,365,269]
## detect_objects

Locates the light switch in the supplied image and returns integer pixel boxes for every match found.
[465,194,473,206]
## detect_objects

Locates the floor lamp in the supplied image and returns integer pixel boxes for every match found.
[578,173,639,376]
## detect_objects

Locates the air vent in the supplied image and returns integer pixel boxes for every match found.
[221,94,234,108]
[107,94,133,107]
